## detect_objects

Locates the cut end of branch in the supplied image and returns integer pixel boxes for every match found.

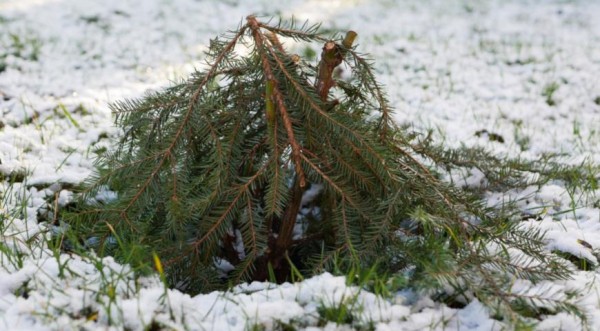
[342,31,357,49]
[315,44,339,101]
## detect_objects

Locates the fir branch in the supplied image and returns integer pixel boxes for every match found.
[121,27,247,223]
[66,16,587,325]
[248,15,306,188]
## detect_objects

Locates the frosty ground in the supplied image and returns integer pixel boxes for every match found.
[1,0,600,330]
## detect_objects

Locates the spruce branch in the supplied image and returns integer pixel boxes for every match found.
[66,16,588,325]
[248,15,306,188]
[120,26,247,225]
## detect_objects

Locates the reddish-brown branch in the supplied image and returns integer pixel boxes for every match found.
[271,89,306,189]
[315,41,343,102]
[247,15,306,188]
[313,31,357,103]
[275,180,304,260]
[266,32,285,53]
[246,16,313,281]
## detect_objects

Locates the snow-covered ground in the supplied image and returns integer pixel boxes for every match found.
[0,0,599,330]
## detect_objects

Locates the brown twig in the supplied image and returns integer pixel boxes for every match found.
[246,15,310,281]
[247,15,306,188]
[314,31,357,102]
[315,41,342,102]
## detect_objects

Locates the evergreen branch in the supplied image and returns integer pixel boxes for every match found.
[345,49,395,140]
[272,89,306,187]
[228,194,260,283]
[326,142,377,192]
[258,20,325,42]
[69,17,586,324]
[300,153,375,227]
[339,201,357,257]
[121,26,248,219]
[391,141,472,221]
[248,15,306,188]
[338,135,388,192]
[189,163,267,256]
[264,35,394,184]
[264,130,285,217]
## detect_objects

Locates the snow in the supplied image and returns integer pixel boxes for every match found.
[1,0,600,330]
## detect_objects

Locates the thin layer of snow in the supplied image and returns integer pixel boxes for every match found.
[1,0,600,330]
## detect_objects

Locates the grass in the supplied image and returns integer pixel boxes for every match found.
[542,82,560,106]
[0,71,596,331]
[0,28,41,73]
[0,119,594,323]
